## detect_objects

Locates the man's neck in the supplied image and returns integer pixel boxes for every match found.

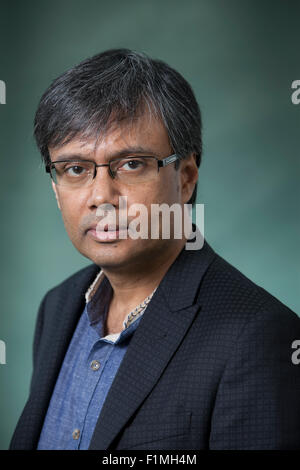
[101,238,186,331]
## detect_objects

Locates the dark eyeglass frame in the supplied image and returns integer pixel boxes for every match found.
[45,153,180,183]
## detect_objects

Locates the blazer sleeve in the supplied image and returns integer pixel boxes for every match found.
[209,302,300,450]
[9,292,49,450]
[29,292,48,393]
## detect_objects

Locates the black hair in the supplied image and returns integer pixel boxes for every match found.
[34,48,202,204]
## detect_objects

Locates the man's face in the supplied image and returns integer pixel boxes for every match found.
[49,112,198,272]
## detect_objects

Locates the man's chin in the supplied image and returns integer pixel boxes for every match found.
[79,236,176,270]
[81,243,138,269]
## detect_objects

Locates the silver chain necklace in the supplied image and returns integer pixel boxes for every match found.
[123,289,157,328]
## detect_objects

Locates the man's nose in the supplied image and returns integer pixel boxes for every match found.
[86,164,120,209]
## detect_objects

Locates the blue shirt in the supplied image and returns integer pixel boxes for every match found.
[37,271,148,450]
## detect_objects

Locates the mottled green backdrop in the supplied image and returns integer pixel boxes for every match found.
[0,0,299,449]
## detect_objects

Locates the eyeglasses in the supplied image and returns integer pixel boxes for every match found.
[46,153,180,188]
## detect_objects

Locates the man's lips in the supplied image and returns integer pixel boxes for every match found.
[86,223,128,241]
[87,223,119,231]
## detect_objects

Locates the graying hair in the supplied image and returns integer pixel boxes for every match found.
[34,49,202,204]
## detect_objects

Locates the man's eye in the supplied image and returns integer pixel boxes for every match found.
[119,159,144,171]
[65,165,86,176]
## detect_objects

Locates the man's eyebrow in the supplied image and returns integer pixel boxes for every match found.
[109,147,158,158]
[52,154,90,162]
[52,147,159,162]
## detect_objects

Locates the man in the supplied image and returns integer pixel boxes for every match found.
[10,49,300,450]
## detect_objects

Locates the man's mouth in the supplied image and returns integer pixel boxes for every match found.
[86,223,128,241]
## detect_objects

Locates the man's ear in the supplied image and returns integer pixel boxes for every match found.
[51,180,61,210]
[180,153,199,204]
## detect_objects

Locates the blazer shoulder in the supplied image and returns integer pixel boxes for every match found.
[202,250,299,320]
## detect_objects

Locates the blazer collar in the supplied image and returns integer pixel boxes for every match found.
[160,238,216,311]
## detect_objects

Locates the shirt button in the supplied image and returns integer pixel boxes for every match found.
[90,360,101,371]
[72,429,80,440]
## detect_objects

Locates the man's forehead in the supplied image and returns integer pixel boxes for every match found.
[49,113,170,160]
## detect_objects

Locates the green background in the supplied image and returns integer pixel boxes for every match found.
[0,0,299,449]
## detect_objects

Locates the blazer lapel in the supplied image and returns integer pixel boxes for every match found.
[89,240,216,450]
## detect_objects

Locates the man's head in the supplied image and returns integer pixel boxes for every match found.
[34,49,202,271]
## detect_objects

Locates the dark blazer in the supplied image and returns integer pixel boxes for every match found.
[10,240,300,450]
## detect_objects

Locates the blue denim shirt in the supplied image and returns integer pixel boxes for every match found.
[37,271,148,450]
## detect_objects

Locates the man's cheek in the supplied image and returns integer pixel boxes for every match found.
[60,211,79,238]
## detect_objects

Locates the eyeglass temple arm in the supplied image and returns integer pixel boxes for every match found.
[158,154,179,167]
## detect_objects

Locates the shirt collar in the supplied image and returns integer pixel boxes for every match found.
[84,269,157,340]
[85,269,104,303]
